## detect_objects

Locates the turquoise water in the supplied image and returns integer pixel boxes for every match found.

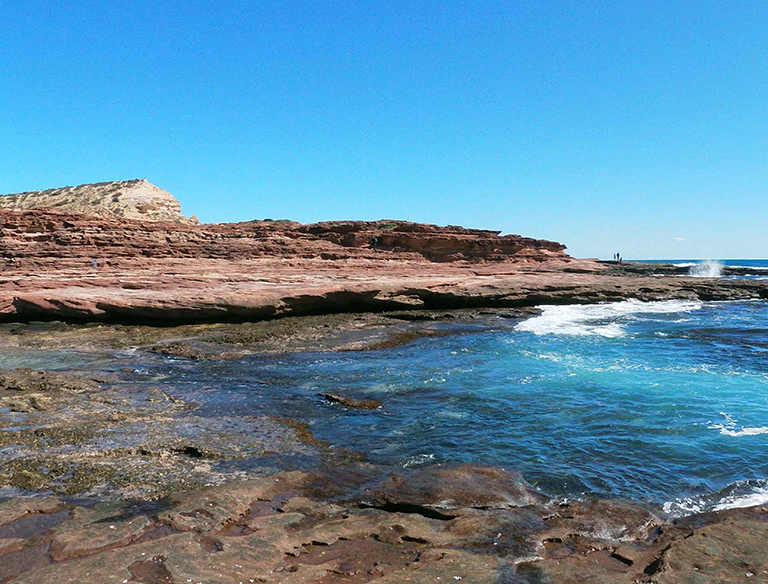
[3,296,768,515]
[139,298,768,515]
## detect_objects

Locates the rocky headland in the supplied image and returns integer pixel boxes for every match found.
[1,181,767,582]
[0,181,765,324]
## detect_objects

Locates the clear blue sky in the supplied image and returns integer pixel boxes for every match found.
[1,1,766,259]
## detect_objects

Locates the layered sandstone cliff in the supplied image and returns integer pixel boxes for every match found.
[0,208,568,266]
[0,204,766,324]
[0,179,198,224]
[1,183,764,325]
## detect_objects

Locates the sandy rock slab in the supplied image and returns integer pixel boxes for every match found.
[0,179,196,224]
[0,465,766,583]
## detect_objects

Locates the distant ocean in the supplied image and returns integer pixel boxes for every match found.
[639,260,768,268]
[636,259,768,279]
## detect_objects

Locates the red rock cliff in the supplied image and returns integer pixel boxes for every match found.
[0,209,568,268]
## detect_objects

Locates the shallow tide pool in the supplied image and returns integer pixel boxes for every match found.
[5,299,768,515]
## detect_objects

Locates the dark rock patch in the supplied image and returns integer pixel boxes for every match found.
[0,542,53,582]
[0,509,69,541]
[128,555,176,583]
[320,393,381,410]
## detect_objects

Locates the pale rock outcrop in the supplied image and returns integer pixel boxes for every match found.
[0,179,198,224]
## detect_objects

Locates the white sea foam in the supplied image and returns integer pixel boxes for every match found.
[689,260,724,278]
[713,486,768,511]
[719,427,768,437]
[664,480,768,517]
[707,412,768,437]
[514,299,703,337]
[673,262,697,268]
[401,453,435,468]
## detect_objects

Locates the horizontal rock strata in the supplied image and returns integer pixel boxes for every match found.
[0,208,765,323]
[0,255,766,323]
[0,207,566,265]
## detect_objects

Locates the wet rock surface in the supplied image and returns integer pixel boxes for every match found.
[0,363,365,499]
[0,312,525,501]
[0,465,765,583]
[0,368,99,394]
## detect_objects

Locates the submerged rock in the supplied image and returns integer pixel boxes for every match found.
[320,393,382,410]
[149,340,246,360]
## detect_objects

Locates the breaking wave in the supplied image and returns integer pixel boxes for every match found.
[689,260,723,278]
[514,299,703,337]
[664,480,768,517]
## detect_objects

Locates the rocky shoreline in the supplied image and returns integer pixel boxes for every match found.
[2,199,766,325]
[2,252,766,325]
[1,312,767,582]
[2,461,767,583]
[1,194,767,581]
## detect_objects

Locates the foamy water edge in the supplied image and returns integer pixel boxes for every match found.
[514,299,703,337]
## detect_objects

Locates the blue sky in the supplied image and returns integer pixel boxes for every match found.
[1,1,766,259]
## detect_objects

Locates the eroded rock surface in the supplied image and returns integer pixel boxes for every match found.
[0,465,764,583]
[0,366,362,499]
[0,206,565,268]
[0,179,197,224]
[0,204,765,324]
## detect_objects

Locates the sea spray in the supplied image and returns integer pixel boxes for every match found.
[689,260,723,278]
[514,299,702,337]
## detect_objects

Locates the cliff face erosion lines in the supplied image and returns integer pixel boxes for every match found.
[0,182,567,265]
[0,180,766,324]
